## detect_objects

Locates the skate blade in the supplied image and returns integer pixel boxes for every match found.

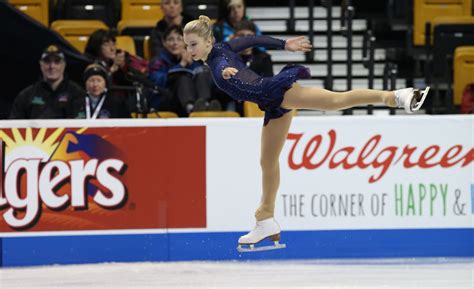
[412,86,430,111]
[236,243,286,253]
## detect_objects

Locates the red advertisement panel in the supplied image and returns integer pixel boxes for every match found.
[0,126,206,232]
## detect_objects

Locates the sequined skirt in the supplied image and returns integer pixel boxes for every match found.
[257,64,311,125]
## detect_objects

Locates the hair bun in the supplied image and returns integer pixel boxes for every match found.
[198,15,211,25]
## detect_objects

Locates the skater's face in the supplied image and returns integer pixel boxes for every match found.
[184,33,212,61]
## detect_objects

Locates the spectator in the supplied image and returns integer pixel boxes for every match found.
[213,0,263,43]
[148,25,220,115]
[9,44,83,119]
[84,29,129,87]
[234,19,274,77]
[215,19,276,113]
[149,0,195,59]
[69,64,130,119]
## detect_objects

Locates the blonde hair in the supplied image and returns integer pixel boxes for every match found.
[183,15,213,40]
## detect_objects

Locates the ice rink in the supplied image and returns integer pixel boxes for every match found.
[1,258,472,289]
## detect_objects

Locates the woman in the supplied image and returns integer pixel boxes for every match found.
[70,64,130,119]
[213,0,263,43]
[149,25,219,115]
[183,16,430,250]
[84,29,129,86]
[149,0,195,59]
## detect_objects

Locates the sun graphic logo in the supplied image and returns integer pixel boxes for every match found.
[0,128,128,230]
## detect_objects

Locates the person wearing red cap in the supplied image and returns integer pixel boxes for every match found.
[9,44,84,119]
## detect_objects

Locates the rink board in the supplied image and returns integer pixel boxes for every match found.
[0,116,473,267]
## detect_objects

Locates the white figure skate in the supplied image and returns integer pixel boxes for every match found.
[237,218,286,252]
[394,87,430,113]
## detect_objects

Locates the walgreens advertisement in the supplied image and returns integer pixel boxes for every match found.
[0,123,206,233]
[0,116,472,235]
[206,116,474,231]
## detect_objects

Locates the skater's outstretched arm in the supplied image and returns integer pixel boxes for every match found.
[226,35,312,53]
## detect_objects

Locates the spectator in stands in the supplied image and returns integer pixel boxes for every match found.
[84,29,129,86]
[149,0,195,59]
[213,0,263,43]
[215,19,275,112]
[234,19,274,77]
[9,44,83,119]
[148,25,220,115]
[69,64,130,119]
[85,29,155,113]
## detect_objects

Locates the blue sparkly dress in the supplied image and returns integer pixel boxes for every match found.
[205,35,311,125]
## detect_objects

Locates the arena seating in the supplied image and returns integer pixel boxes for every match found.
[50,19,108,52]
[116,35,137,55]
[453,46,474,105]
[55,0,118,27]
[243,102,264,118]
[9,0,51,26]
[121,0,162,21]
[413,0,472,46]
[189,111,241,118]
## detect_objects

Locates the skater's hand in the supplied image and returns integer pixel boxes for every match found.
[222,67,238,80]
[285,36,312,52]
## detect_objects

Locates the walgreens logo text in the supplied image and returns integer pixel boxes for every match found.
[0,142,127,229]
[287,130,473,183]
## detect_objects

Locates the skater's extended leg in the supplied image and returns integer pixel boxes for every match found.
[281,83,396,111]
[255,111,294,221]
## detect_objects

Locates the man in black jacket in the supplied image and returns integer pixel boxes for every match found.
[9,44,84,119]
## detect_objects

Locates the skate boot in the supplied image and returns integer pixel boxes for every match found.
[394,87,430,113]
[395,86,430,113]
[237,218,286,252]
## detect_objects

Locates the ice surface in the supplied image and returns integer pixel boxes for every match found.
[1,258,473,289]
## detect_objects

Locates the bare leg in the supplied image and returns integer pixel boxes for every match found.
[255,111,294,221]
[281,83,396,110]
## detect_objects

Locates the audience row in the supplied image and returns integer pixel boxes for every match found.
[10,0,274,119]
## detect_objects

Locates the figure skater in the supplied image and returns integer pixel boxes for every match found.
[183,16,429,251]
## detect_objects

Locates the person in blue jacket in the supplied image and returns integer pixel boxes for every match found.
[149,25,220,115]
[213,0,263,43]
[183,16,430,251]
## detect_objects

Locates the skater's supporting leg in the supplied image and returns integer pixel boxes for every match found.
[255,111,294,221]
[281,83,396,111]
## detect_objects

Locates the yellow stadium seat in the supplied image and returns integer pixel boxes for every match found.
[50,20,108,52]
[243,101,264,117]
[117,19,156,35]
[189,111,241,118]
[131,111,179,118]
[454,46,474,105]
[143,36,151,60]
[50,20,108,34]
[66,37,89,53]
[121,0,163,21]
[9,0,49,26]
[413,0,472,46]
[116,36,136,55]
[147,111,179,118]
